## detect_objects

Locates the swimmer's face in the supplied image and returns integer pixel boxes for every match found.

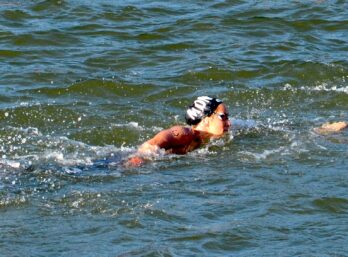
[206,103,231,136]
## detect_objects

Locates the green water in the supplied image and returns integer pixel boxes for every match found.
[0,1,347,256]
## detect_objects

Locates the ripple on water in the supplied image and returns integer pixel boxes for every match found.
[312,197,348,214]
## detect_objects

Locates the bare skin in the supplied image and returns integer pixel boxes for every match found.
[125,104,231,167]
[314,121,347,135]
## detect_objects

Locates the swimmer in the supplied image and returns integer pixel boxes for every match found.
[314,121,347,135]
[124,96,346,167]
[125,96,231,167]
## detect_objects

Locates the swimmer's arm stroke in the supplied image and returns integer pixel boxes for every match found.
[124,126,189,167]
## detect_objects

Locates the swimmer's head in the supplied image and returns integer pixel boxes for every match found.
[185,96,223,125]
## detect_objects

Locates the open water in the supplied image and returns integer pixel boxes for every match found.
[1,1,348,256]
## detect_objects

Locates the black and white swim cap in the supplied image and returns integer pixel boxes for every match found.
[185,96,223,125]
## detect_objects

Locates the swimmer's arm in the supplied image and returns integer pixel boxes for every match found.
[124,127,185,167]
[313,121,347,134]
[124,141,163,168]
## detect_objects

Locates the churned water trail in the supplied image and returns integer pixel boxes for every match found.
[1,1,348,256]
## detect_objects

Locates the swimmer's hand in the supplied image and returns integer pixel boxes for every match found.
[123,142,162,168]
[124,156,145,168]
[314,121,347,134]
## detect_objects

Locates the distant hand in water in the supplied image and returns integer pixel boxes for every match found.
[314,121,347,134]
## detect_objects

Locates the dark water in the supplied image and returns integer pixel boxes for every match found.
[1,1,348,256]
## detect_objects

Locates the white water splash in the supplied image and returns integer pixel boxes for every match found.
[0,159,21,169]
[0,125,139,171]
[283,83,348,94]
[241,146,286,160]
[306,84,348,94]
[111,122,163,133]
[111,122,145,130]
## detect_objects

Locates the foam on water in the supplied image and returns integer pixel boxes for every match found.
[0,125,138,172]
[283,83,348,94]
[111,121,144,130]
[111,122,163,133]
[0,159,21,169]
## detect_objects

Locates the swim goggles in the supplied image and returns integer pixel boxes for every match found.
[214,112,229,121]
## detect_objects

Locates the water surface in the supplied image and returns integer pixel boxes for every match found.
[1,1,347,256]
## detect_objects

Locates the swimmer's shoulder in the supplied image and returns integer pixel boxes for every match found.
[166,125,196,149]
[163,125,195,146]
[168,125,193,138]
[147,125,193,147]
